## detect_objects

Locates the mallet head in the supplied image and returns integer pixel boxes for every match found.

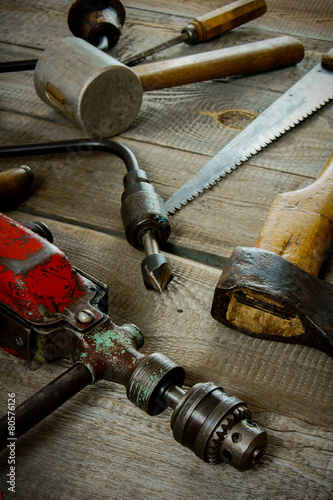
[34,37,143,138]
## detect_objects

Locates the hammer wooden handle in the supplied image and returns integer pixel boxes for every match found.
[134,36,304,91]
[187,0,267,44]
[255,153,333,277]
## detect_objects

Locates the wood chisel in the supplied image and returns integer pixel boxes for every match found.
[165,49,333,214]
[122,0,267,66]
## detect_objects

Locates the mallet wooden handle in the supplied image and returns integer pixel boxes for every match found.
[188,0,267,44]
[255,153,333,277]
[134,36,304,91]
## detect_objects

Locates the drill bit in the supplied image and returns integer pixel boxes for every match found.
[141,231,173,292]
[120,167,173,292]
[122,0,267,66]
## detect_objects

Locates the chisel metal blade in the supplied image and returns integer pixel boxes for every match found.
[165,58,333,215]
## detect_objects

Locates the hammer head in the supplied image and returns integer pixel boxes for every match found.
[211,247,333,357]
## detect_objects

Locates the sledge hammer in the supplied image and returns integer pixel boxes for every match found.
[211,153,333,357]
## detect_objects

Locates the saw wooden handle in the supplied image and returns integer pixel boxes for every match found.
[134,36,304,91]
[255,152,333,277]
[187,0,267,44]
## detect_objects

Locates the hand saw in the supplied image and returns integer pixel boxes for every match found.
[165,49,333,214]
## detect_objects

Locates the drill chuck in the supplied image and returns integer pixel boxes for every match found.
[121,168,171,249]
[169,382,267,470]
[127,353,267,471]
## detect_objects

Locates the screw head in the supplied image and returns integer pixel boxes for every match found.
[76,309,95,324]
[15,335,24,347]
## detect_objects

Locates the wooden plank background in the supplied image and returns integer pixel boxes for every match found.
[0,1,332,498]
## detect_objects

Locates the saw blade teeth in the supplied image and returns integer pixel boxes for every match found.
[165,69,332,214]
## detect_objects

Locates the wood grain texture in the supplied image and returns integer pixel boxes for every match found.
[0,0,332,498]
[255,153,333,276]
[134,36,304,91]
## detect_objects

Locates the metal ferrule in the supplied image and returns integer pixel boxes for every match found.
[181,24,200,45]
[126,353,185,415]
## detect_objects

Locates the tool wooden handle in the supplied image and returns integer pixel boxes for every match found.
[0,166,34,210]
[322,47,333,70]
[255,153,333,277]
[187,0,267,44]
[134,36,304,91]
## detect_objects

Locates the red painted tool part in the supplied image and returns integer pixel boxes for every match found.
[0,213,86,323]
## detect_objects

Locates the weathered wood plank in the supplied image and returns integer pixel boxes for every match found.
[0,0,332,60]
[0,1,332,498]
[1,39,331,159]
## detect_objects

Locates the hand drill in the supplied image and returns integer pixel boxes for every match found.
[0,213,267,471]
[0,139,172,291]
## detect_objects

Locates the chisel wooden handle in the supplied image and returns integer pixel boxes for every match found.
[186,0,267,44]
[255,152,333,277]
[134,36,304,91]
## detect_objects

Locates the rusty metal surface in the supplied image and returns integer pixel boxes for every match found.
[70,319,145,384]
[211,246,333,356]
[67,0,125,47]
[0,213,104,329]
[0,217,268,471]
